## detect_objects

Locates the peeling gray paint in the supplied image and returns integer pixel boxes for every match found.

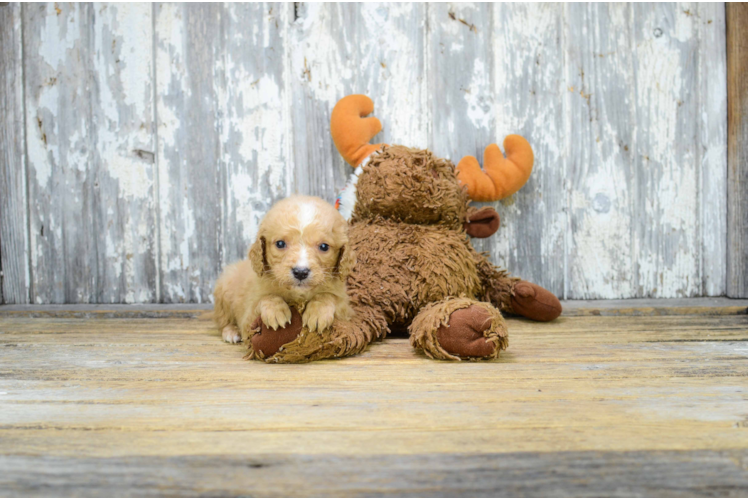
[0,2,30,304]
[0,2,729,303]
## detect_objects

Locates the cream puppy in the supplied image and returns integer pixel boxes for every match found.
[213,195,354,343]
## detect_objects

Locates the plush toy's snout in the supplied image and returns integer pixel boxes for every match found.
[463,207,500,238]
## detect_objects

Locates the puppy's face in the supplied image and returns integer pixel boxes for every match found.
[250,196,352,293]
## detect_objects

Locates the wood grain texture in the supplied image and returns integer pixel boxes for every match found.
[428,4,493,161]
[92,3,158,303]
[155,3,223,303]
[564,3,728,299]
[699,3,728,297]
[566,3,637,300]
[289,3,427,199]
[155,3,291,302]
[727,3,748,298]
[22,3,158,304]
[427,3,495,262]
[23,3,98,303]
[1,451,747,497]
[0,3,30,304]
[1,297,747,318]
[2,3,736,302]
[559,296,748,316]
[633,3,703,298]
[219,3,291,267]
[0,311,746,495]
[490,4,566,298]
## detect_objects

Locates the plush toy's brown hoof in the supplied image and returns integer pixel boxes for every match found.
[251,308,303,357]
[410,298,507,361]
[436,305,498,358]
[510,281,562,321]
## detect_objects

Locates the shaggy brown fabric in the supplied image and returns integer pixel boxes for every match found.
[264,304,385,363]
[352,146,469,231]
[250,146,559,363]
[347,219,483,323]
[509,281,563,322]
[474,254,519,314]
[345,147,517,361]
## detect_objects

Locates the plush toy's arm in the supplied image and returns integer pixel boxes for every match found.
[471,249,518,314]
[471,248,563,321]
[263,302,388,363]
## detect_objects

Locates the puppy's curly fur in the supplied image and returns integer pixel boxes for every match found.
[213,195,354,344]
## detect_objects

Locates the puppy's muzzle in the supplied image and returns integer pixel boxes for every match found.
[292,267,311,281]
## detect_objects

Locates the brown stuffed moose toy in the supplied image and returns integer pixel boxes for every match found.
[247,94,562,363]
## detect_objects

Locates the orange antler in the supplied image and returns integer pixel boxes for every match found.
[456,135,534,201]
[331,95,385,167]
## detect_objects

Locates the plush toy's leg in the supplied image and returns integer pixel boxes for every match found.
[473,251,519,312]
[473,250,562,322]
[507,281,562,322]
[250,305,389,364]
[409,297,508,361]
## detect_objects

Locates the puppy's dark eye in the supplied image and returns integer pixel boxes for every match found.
[318,243,330,252]
[275,240,286,249]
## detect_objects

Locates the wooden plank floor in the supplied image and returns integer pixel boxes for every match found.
[1,301,747,496]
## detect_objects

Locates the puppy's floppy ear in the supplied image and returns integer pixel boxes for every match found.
[334,245,356,278]
[249,236,268,276]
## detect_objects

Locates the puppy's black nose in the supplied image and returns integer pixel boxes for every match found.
[292,267,310,281]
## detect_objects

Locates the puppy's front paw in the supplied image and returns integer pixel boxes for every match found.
[222,325,242,344]
[302,300,336,333]
[259,297,293,330]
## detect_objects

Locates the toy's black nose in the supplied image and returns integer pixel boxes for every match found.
[292,267,310,281]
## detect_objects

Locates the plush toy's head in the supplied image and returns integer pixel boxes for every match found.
[352,145,468,229]
[331,95,534,238]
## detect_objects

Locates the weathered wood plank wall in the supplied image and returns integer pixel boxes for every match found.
[0,3,730,304]
[20,3,158,304]
[727,3,748,298]
[0,3,30,305]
